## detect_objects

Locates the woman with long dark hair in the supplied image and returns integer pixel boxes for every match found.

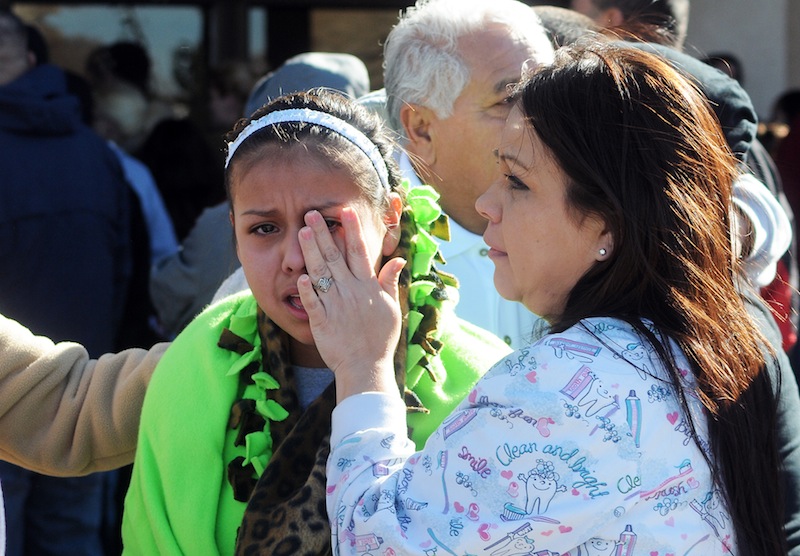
[301,42,785,554]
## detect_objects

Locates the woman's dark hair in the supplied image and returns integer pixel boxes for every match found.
[517,42,783,554]
[224,89,403,213]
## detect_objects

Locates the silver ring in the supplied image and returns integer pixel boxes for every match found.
[313,276,333,293]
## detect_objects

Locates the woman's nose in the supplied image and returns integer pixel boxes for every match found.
[476,179,500,223]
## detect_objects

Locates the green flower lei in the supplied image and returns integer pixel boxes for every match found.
[218,182,454,493]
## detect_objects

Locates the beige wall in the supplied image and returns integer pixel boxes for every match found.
[687,0,799,121]
[311,9,399,90]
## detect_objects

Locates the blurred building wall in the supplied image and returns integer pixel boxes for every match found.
[688,0,798,120]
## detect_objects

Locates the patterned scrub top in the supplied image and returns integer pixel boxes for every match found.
[327,317,737,556]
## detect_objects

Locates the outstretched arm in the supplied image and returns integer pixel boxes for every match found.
[0,313,167,475]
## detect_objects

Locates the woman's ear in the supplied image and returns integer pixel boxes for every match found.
[382,193,403,256]
[595,227,615,261]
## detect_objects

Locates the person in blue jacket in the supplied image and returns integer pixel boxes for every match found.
[0,8,132,555]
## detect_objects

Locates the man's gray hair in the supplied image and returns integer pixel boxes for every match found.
[383,0,553,134]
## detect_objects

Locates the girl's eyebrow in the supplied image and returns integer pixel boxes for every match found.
[239,200,343,218]
[240,208,278,218]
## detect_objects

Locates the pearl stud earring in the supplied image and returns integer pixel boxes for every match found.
[599,248,607,256]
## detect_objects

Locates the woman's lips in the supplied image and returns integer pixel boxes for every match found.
[486,246,507,259]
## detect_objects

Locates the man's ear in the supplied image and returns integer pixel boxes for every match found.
[382,193,403,256]
[400,103,438,166]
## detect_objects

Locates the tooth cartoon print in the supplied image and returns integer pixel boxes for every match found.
[518,459,567,515]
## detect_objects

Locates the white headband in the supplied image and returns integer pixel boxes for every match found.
[224,107,391,191]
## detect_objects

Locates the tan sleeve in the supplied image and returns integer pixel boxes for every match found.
[0,313,168,476]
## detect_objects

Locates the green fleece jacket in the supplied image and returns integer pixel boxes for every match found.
[121,292,510,555]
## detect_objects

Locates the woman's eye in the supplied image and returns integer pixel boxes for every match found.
[325,219,341,231]
[505,173,529,191]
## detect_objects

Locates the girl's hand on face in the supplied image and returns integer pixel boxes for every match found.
[297,207,406,402]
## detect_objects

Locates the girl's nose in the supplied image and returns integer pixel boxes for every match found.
[282,233,306,274]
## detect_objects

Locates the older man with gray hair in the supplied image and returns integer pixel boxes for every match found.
[369,0,554,348]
